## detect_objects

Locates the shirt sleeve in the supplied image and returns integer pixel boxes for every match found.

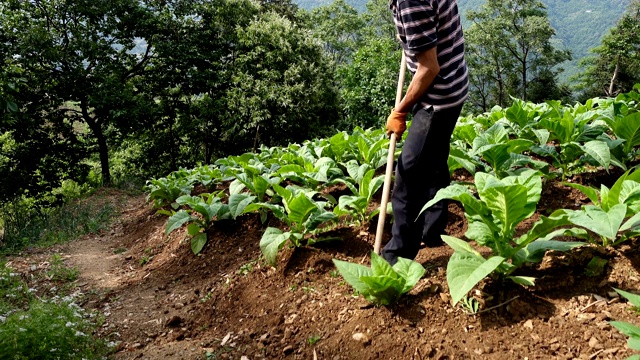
[397,0,438,54]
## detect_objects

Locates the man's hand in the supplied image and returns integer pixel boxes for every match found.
[386,109,408,138]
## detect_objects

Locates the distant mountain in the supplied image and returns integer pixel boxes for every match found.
[295,0,632,82]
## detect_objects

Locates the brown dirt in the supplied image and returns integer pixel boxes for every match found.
[6,174,640,360]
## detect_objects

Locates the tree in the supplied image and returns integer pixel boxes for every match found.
[226,12,339,151]
[337,37,402,129]
[0,0,158,185]
[466,0,571,106]
[305,0,367,65]
[575,0,640,99]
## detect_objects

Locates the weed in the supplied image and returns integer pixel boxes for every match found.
[139,255,153,266]
[308,334,322,346]
[113,247,127,254]
[0,263,111,359]
[585,256,608,277]
[46,254,79,282]
[237,260,257,276]
[289,284,298,292]
[200,292,213,303]
[0,192,121,253]
[459,295,480,314]
[329,269,340,278]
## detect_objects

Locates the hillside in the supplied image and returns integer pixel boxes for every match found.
[296,0,632,82]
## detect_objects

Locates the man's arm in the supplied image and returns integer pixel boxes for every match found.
[385,47,440,137]
[396,47,440,113]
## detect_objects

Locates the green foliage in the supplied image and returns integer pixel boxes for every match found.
[227,11,339,151]
[465,0,571,111]
[258,185,338,266]
[560,169,640,246]
[165,192,254,255]
[337,37,402,130]
[575,0,640,99]
[0,193,118,252]
[610,287,640,359]
[332,251,425,306]
[334,163,384,223]
[422,170,585,305]
[46,254,79,283]
[0,264,110,359]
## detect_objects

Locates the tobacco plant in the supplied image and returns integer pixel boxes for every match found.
[610,288,640,360]
[255,184,338,266]
[334,161,385,224]
[558,169,640,246]
[421,170,585,305]
[332,251,425,306]
[164,193,256,254]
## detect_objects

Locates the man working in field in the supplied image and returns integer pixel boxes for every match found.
[382,0,468,265]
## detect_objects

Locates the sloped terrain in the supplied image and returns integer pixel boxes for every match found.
[14,172,634,360]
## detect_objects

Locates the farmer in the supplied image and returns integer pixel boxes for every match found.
[382,0,468,265]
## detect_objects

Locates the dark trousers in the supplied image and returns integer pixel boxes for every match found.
[382,104,462,265]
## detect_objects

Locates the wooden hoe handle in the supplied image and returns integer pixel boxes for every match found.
[374,52,407,255]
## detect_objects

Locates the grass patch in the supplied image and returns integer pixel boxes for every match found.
[0,263,111,359]
[0,190,125,253]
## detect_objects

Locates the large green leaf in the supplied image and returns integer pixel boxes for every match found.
[228,194,257,219]
[610,321,640,350]
[332,258,373,295]
[614,112,640,153]
[360,275,402,305]
[393,257,426,294]
[288,193,318,226]
[565,204,627,241]
[581,140,611,169]
[513,240,585,265]
[480,183,530,237]
[260,227,291,266]
[446,253,505,306]
[191,233,207,255]
[304,210,338,231]
[614,288,640,308]
[165,210,193,235]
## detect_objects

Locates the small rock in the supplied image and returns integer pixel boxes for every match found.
[550,343,560,352]
[132,343,143,349]
[588,336,602,349]
[523,320,533,329]
[352,333,371,345]
[284,314,298,325]
[241,357,249,360]
[175,303,184,309]
[439,293,449,303]
[30,265,37,271]
[220,332,232,347]
[259,333,269,344]
[125,255,133,261]
[283,345,294,354]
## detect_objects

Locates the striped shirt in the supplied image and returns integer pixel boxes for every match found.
[390,0,469,111]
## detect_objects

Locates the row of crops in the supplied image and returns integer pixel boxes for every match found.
[145,85,640,308]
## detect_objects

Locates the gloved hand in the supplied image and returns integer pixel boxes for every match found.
[386,109,408,138]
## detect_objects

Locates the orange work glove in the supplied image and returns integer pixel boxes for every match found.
[386,109,408,138]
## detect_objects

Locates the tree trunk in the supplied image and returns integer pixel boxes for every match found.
[608,59,620,96]
[522,59,527,102]
[81,100,111,185]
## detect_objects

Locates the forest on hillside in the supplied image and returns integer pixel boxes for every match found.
[1,0,639,248]
[295,0,632,80]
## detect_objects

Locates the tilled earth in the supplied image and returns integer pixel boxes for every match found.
[7,172,640,360]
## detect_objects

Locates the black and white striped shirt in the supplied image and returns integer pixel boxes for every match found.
[390,0,469,111]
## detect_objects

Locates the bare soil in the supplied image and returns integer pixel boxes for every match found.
[7,172,640,360]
